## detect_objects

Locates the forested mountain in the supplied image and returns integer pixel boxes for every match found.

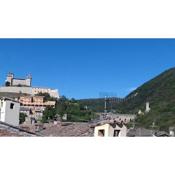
[79,68,175,130]
[117,67,175,130]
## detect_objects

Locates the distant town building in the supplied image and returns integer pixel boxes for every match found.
[19,96,56,107]
[0,97,20,126]
[32,87,59,98]
[99,112,136,124]
[19,96,56,121]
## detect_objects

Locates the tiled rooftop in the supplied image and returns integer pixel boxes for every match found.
[40,122,94,137]
[0,121,38,137]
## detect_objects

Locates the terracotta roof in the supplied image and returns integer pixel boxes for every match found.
[40,122,94,137]
[0,129,21,136]
[0,97,19,103]
[0,121,40,137]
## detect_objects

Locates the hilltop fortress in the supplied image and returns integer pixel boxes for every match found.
[6,72,32,87]
[0,73,60,124]
[0,73,59,98]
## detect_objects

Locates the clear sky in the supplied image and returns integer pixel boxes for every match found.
[0,39,175,99]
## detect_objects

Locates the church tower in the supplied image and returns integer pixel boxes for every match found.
[145,102,151,113]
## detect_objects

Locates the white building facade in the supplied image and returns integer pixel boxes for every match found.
[0,97,20,126]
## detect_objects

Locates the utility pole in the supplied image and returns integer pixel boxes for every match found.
[104,96,107,114]
[151,120,156,136]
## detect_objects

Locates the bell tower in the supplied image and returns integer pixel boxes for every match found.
[145,102,151,113]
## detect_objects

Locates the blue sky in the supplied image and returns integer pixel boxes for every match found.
[0,39,175,99]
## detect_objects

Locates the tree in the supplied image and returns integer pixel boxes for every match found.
[19,113,27,124]
[41,106,56,123]
[55,96,97,122]
[36,92,56,101]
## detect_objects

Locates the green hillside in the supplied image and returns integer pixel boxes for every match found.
[117,67,175,131]
[78,67,175,131]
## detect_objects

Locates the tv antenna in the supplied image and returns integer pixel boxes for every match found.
[104,96,107,113]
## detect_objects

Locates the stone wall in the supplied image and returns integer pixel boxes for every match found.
[0,86,32,95]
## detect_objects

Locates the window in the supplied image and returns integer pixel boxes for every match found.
[10,103,14,109]
[1,102,3,108]
[114,130,120,137]
[98,129,105,137]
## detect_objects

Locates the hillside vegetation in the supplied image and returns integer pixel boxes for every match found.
[117,68,175,131]
[42,96,96,123]
[78,97,123,112]
[78,68,175,131]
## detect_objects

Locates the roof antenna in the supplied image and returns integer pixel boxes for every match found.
[104,96,107,114]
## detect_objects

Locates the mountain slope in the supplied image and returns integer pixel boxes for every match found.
[117,67,175,130]
[78,67,175,130]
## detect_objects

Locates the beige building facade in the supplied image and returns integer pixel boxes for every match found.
[32,87,59,98]
[94,122,127,137]
[19,96,56,107]
[19,96,56,121]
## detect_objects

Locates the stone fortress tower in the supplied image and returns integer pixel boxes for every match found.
[6,72,14,86]
[26,74,32,87]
